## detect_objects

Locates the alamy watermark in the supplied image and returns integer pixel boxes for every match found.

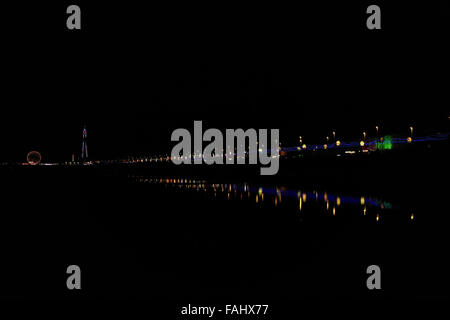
[171,121,280,175]
[66,265,81,290]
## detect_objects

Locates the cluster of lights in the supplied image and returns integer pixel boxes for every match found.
[127,175,420,222]
[287,131,448,153]
[130,175,393,208]
[56,124,448,167]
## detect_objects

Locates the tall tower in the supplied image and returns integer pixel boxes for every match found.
[81,126,88,160]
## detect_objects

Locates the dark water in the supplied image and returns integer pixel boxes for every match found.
[1,164,449,302]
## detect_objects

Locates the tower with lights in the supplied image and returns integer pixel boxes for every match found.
[81,126,88,160]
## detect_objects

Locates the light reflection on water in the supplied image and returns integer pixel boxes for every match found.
[128,175,411,223]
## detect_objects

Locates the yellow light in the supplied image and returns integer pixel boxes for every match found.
[363,206,367,215]
[360,197,365,205]
[407,137,412,143]
[299,198,302,211]
[376,214,380,222]
[256,195,259,203]
[360,140,365,147]
[258,188,263,196]
[336,140,341,146]
[323,144,328,150]
[326,201,329,210]
[302,144,307,149]
[336,196,341,206]
[332,207,336,216]
[302,193,307,202]
[410,213,414,220]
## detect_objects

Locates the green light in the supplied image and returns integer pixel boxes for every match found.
[383,202,393,209]
[376,135,393,150]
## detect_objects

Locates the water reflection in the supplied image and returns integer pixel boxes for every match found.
[128,175,406,222]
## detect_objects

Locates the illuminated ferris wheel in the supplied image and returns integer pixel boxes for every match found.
[26,151,41,165]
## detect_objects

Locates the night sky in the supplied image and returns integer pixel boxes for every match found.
[3,1,449,162]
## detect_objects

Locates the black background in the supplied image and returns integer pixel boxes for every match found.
[2,1,449,162]
[1,0,449,313]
